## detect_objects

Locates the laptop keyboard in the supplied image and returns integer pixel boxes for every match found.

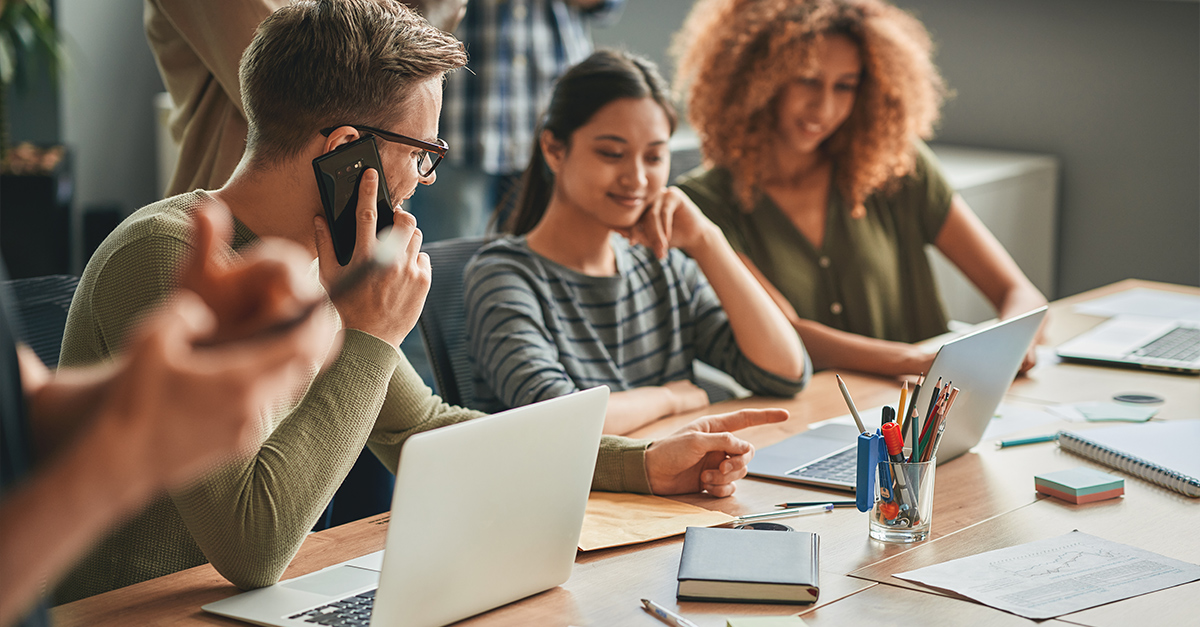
[1132,326,1200,362]
[289,589,375,626]
[786,447,857,483]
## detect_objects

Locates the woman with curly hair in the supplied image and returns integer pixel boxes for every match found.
[464,50,810,435]
[674,0,1047,376]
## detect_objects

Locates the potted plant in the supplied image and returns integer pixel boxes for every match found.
[1,0,70,277]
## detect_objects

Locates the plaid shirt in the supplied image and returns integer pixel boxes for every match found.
[442,0,625,174]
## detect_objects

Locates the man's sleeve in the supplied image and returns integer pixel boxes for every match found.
[72,231,409,591]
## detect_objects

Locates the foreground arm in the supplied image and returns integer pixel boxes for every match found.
[935,196,1048,372]
[2,258,324,627]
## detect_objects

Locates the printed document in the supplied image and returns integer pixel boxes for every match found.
[895,531,1200,619]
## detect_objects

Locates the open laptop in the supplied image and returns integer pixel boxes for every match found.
[748,307,1048,491]
[203,386,609,627]
[1056,316,1200,374]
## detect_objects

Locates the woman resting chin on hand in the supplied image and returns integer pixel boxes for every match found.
[463,50,810,436]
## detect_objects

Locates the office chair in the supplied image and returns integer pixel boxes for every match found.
[2,274,80,369]
[417,236,491,408]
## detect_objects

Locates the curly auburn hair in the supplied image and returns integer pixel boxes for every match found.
[672,0,946,216]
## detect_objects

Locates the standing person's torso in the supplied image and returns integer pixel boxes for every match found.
[441,0,621,173]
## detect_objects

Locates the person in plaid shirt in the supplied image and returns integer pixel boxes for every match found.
[408,0,626,241]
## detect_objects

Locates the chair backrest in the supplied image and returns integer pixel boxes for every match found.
[2,274,80,369]
[417,237,491,408]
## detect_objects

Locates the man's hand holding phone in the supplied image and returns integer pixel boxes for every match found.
[314,168,431,346]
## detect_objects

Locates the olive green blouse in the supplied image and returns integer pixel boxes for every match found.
[676,142,954,344]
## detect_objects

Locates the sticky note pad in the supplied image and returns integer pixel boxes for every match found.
[1076,401,1158,422]
[726,616,808,627]
[1034,467,1124,504]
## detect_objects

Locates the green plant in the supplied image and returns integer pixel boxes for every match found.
[1,0,63,169]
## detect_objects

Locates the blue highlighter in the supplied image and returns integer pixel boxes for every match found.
[855,430,886,512]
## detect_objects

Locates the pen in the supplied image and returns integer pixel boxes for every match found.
[880,422,912,511]
[776,500,857,508]
[835,374,868,434]
[641,598,699,627]
[732,503,834,524]
[926,377,942,424]
[905,374,923,460]
[997,434,1059,448]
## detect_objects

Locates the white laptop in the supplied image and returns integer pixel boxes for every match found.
[203,386,609,627]
[1056,316,1200,374]
[747,307,1048,490]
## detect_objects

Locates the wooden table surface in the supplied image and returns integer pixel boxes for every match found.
[52,280,1200,626]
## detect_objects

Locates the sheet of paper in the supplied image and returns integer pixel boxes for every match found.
[1072,288,1200,321]
[979,402,1064,441]
[895,531,1200,619]
[578,492,734,551]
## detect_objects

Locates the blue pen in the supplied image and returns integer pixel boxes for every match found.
[997,434,1059,448]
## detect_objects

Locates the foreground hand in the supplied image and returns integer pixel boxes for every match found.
[181,205,319,344]
[618,187,717,259]
[314,168,431,345]
[644,408,788,497]
[104,286,330,491]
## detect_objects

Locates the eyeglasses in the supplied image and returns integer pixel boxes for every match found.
[320,124,449,177]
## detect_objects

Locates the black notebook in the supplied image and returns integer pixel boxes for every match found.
[676,527,820,604]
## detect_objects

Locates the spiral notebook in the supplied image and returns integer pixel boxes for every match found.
[1056,421,1200,497]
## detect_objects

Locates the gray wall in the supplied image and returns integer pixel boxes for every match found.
[595,0,1200,297]
[57,0,164,268]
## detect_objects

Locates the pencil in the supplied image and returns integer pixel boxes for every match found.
[897,382,908,430]
[835,374,867,434]
[903,375,923,457]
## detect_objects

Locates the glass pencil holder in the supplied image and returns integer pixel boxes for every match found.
[869,458,935,543]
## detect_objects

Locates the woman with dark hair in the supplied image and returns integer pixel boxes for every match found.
[464,50,810,435]
[674,0,1047,377]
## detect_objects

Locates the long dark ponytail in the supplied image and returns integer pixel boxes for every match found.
[502,49,678,235]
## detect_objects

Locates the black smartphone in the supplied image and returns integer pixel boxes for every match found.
[312,134,395,266]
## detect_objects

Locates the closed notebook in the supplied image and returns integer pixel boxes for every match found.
[1057,420,1200,497]
[677,527,819,604]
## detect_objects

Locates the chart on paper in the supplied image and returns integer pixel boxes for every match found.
[895,531,1200,619]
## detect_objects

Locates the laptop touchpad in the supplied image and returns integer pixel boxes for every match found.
[281,566,379,596]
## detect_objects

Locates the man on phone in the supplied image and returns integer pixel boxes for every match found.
[58,0,786,603]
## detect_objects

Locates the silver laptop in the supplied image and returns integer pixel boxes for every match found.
[203,386,609,627]
[1056,316,1200,374]
[748,307,1048,490]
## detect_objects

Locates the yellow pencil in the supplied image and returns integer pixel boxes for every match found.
[897,382,909,430]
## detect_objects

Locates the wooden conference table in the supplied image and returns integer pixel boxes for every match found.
[54,280,1200,626]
